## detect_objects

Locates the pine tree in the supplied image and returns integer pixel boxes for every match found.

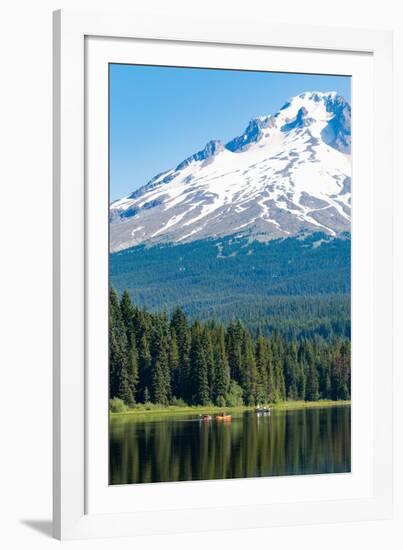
[189,322,209,405]
[340,340,351,399]
[120,289,133,342]
[270,333,286,401]
[150,324,170,405]
[117,361,135,406]
[202,327,215,402]
[242,332,258,405]
[109,287,132,405]
[213,326,230,405]
[255,335,269,404]
[331,340,350,400]
[284,340,298,400]
[297,362,306,401]
[138,333,151,402]
[305,361,319,401]
[109,287,120,398]
[226,320,244,384]
[324,369,332,399]
[169,329,180,398]
[128,333,139,402]
[109,329,124,399]
[170,307,191,400]
[143,386,150,403]
[266,343,275,402]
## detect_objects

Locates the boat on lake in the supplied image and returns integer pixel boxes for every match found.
[216,413,232,422]
[255,407,271,415]
[200,414,212,421]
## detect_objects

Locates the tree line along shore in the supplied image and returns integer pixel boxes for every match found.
[109,289,351,412]
[110,400,351,418]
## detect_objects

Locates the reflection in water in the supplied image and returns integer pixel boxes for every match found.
[109,406,351,485]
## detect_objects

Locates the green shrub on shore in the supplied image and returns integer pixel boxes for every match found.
[109,397,129,413]
[170,397,187,407]
[225,381,244,407]
[109,400,351,416]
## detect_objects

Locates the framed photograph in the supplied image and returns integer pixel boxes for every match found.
[53,10,393,540]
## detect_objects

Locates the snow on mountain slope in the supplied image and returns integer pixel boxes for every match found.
[110,91,351,252]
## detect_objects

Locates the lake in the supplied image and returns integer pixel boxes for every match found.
[109,405,351,485]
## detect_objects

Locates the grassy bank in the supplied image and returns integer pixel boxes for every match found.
[110,400,351,420]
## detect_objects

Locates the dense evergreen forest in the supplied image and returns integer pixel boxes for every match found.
[109,288,351,408]
[110,233,350,339]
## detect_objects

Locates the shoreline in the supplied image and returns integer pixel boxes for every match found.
[110,400,351,419]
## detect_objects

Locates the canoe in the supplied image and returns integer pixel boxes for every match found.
[200,414,212,421]
[255,407,271,414]
[216,414,232,421]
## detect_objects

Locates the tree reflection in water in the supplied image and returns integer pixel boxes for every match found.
[109,406,351,485]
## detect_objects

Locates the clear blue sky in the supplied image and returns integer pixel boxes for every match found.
[110,64,350,201]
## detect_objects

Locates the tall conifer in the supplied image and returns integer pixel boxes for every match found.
[213,326,230,405]
[189,322,209,405]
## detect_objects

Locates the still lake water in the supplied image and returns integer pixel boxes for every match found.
[109,405,351,485]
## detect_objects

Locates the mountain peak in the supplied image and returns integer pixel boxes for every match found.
[202,139,224,157]
[226,115,276,152]
[226,91,349,154]
[299,90,337,101]
[279,91,348,116]
[110,90,351,251]
[276,91,350,152]
[176,139,224,170]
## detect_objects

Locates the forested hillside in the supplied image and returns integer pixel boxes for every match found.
[110,289,351,408]
[110,232,351,339]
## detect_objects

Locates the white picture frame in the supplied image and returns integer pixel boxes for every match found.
[53,9,393,540]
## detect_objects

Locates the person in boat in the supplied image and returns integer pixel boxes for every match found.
[255,406,271,413]
[216,413,232,420]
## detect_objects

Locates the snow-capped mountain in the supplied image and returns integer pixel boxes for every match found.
[110,91,351,252]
